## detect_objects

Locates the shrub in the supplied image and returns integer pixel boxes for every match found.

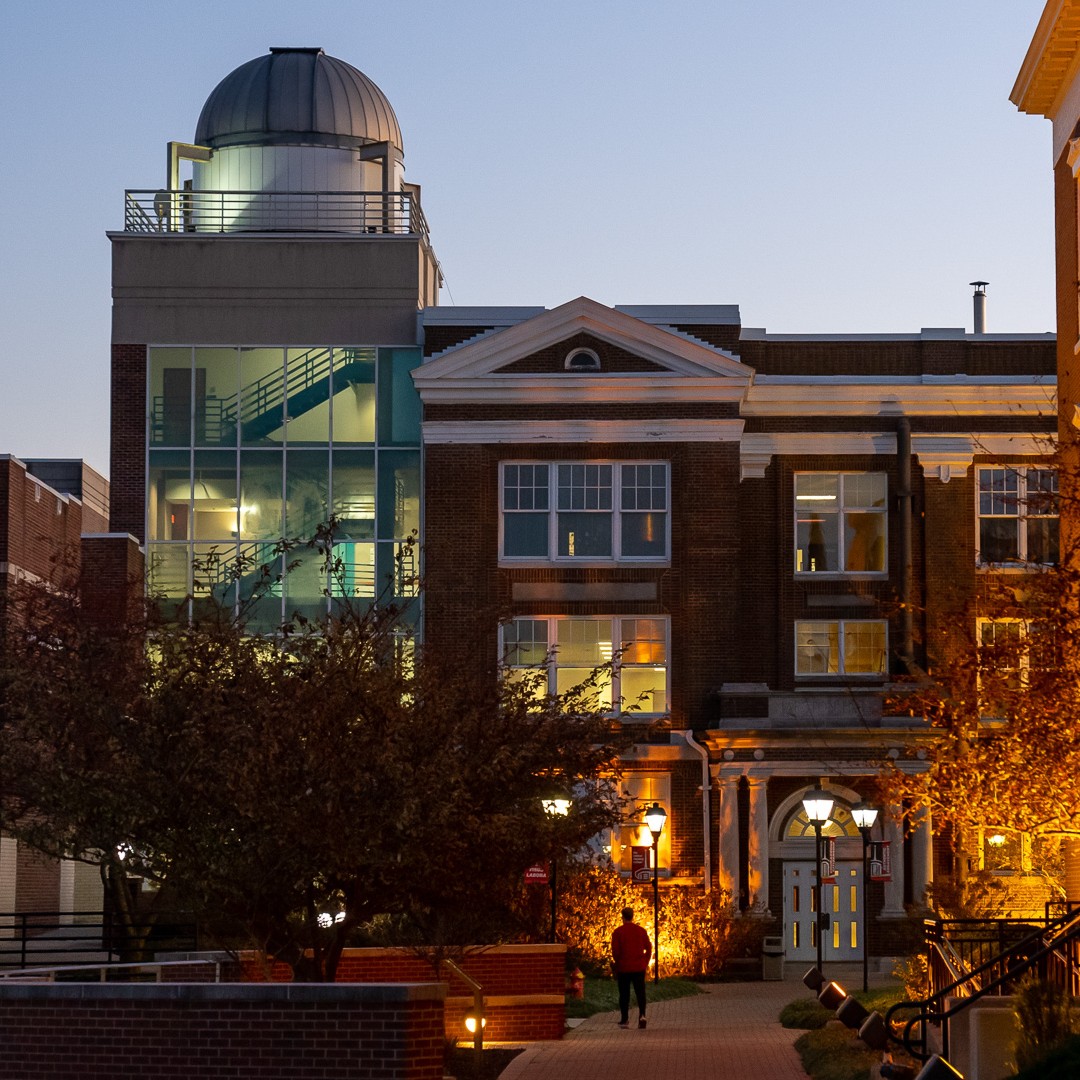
[555,860,766,977]
[1012,976,1079,1074]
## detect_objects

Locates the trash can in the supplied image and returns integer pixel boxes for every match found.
[762,936,785,981]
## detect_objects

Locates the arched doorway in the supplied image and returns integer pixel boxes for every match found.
[781,798,863,963]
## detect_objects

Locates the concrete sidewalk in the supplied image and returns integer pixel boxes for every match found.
[499,964,890,1080]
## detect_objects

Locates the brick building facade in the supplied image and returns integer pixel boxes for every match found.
[0,456,112,917]
[97,45,1062,973]
[414,297,1057,963]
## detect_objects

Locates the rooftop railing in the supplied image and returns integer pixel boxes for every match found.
[124,189,430,243]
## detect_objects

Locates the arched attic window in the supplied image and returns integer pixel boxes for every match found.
[564,348,601,372]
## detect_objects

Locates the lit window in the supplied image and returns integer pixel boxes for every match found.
[611,775,670,875]
[501,462,668,562]
[794,473,886,575]
[501,615,668,715]
[977,467,1058,566]
[795,620,887,677]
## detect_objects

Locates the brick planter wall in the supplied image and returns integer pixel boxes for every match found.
[0,982,446,1080]
[225,944,568,1042]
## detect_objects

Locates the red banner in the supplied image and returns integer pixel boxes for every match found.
[631,846,652,883]
[820,838,837,885]
[869,841,892,882]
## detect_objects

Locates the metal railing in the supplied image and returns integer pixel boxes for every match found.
[0,911,198,970]
[124,190,429,243]
[886,904,1080,1061]
[0,958,221,983]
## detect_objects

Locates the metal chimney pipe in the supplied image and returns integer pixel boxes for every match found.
[970,281,988,334]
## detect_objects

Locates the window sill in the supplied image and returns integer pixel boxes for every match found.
[794,572,888,580]
[975,564,1056,573]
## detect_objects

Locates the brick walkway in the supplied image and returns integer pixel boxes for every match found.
[499,965,887,1080]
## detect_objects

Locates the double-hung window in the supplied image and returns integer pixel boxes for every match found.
[501,462,668,562]
[795,620,887,677]
[501,615,668,715]
[977,618,1055,694]
[977,467,1058,567]
[794,473,887,575]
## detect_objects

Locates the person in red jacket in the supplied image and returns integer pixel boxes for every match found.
[611,906,652,1028]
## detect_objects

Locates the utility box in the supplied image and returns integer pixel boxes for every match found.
[762,936,785,981]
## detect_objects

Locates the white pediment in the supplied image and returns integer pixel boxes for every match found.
[413,296,753,404]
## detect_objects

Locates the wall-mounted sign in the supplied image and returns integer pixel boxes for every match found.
[524,862,550,885]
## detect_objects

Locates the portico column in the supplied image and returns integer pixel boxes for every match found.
[910,805,933,908]
[747,776,770,912]
[717,771,741,900]
[882,805,906,917]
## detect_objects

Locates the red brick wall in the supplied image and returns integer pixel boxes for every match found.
[231,945,567,1042]
[110,344,147,541]
[0,458,85,592]
[79,534,145,627]
[0,983,446,1080]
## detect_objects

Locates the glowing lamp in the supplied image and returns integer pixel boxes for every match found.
[644,802,667,840]
[801,788,834,824]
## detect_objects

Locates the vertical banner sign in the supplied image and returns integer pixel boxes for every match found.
[631,846,652,883]
[820,837,837,884]
[869,841,892,882]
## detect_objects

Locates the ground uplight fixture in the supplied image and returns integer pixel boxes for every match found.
[801,787,834,974]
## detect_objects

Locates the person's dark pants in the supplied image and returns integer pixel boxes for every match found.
[617,970,647,1021]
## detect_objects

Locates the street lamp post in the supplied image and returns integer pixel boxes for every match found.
[644,802,667,983]
[801,787,834,976]
[542,797,571,943]
[851,802,879,993]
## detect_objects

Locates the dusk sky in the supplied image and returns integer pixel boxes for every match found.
[0,1,1055,476]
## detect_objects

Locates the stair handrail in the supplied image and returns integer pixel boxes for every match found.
[885,904,1080,1061]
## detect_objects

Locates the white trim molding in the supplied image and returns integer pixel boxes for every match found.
[424,418,746,444]
[739,431,1055,482]
[740,433,896,480]
[913,433,1055,483]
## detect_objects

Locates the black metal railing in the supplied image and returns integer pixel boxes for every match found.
[0,911,198,971]
[124,190,430,243]
[886,904,1080,1060]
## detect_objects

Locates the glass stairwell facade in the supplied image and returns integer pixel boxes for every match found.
[146,345,421,632]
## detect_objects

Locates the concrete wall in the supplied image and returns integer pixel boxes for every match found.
[110,234,438,345]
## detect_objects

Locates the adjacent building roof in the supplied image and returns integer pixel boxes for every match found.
[194,47,403,152]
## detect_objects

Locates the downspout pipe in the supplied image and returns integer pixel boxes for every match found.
[897,417,915,673]
[676,730,712,892]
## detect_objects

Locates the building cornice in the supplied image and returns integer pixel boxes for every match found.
[742,377,1055,418]
[414,374,749,404]
[422,418,745,444]
[1012,0,1080,118]
[740,432,1053,481]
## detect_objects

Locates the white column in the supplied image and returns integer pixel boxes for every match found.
[747,777,770,912]
[910,806,932,908]
[717,772,741,899]
[882,806,906,916]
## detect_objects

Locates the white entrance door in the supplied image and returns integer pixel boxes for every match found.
[783,861,863,962]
